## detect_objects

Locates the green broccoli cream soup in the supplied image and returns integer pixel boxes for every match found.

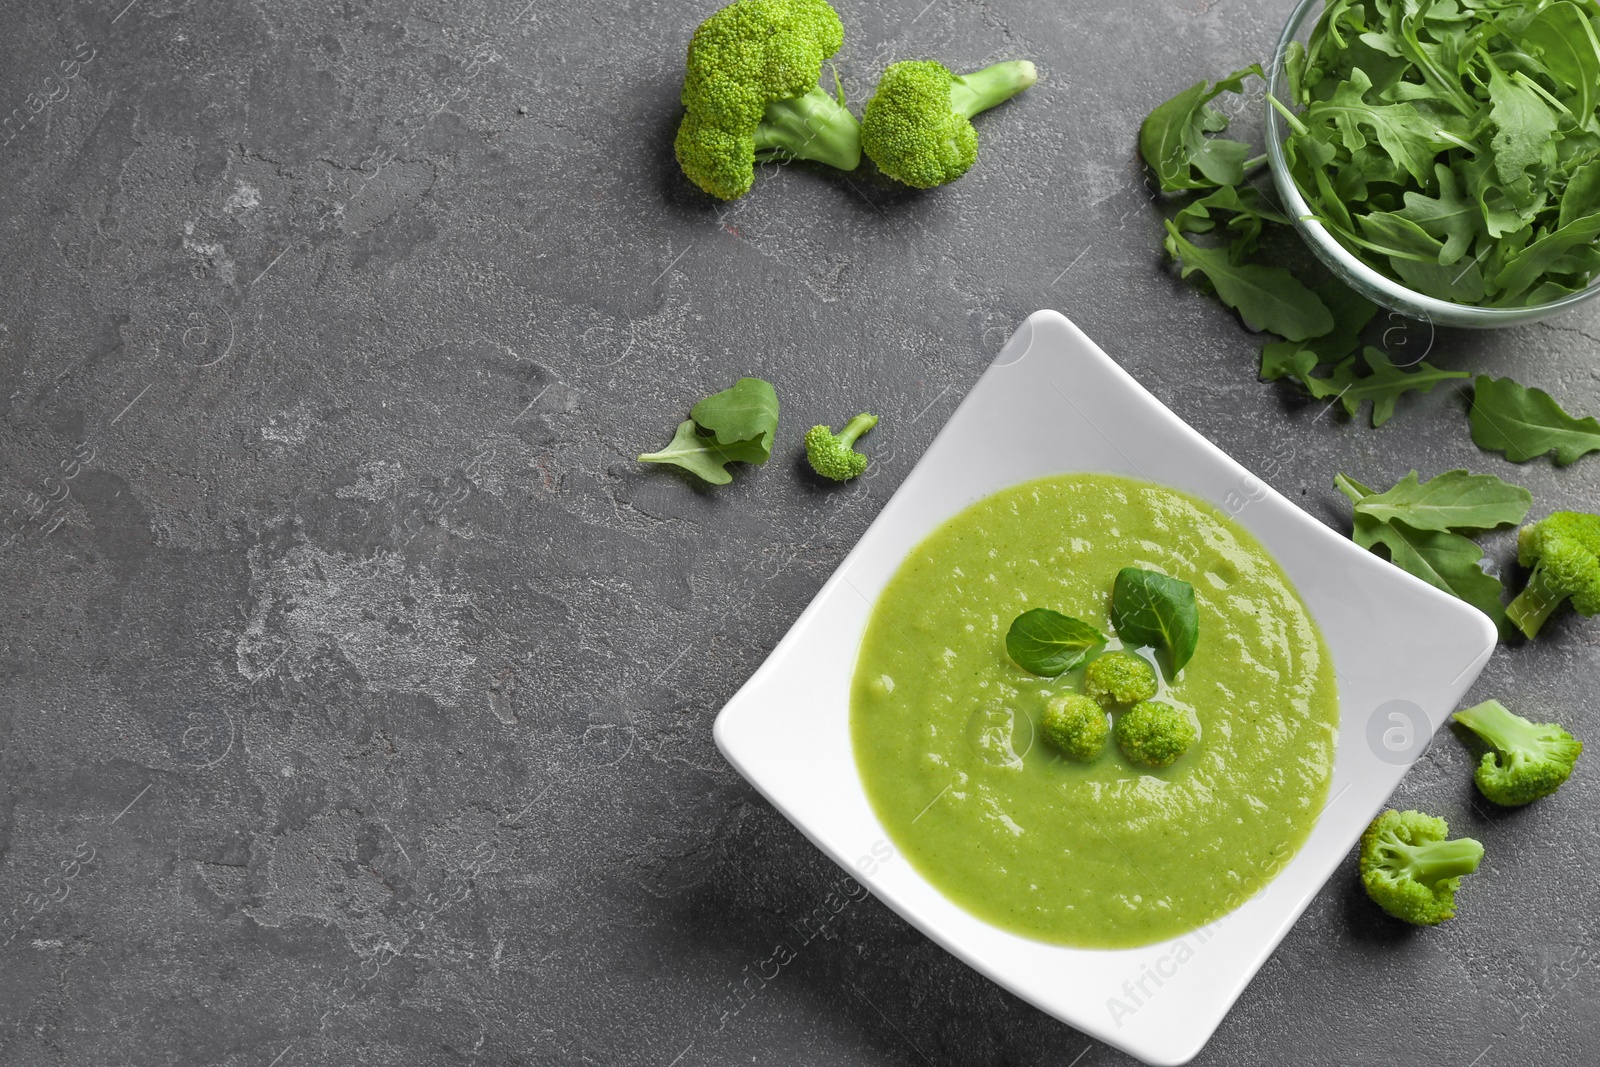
[850,473,1339,948]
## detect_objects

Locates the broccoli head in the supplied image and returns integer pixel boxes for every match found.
[1359,809,1483,925]
[1504,510,1600,639]
[860,59,1038,189]
[804,412,878,481]
[1114,700,1195,767]
[1083,651,1158,706]
[675,0,862,200]
[1040,693,1109,760]
[1452,699,1583,806]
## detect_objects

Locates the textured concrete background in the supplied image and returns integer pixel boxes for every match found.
[1,0,1596,1063]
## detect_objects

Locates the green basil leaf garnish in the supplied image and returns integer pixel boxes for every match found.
[1110,567,1199,676]
[1005,609,1107,677]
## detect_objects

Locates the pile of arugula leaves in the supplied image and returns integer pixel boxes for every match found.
[1140,4,1600,455]
[1147,1,1600,319]
[1280,0,1600,309]
[1144,64,1471,426]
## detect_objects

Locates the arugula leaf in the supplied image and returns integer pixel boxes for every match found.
[1172,184,1288,254]
[1334,474,1509,626]
[1303,347,1469,427]
[1356,515,1509,625]
[1140,65,1264,192]
[1110,567,1199,675]
[1345,469,1531,533]
[1390,253,1489,304]
[1469,374,1600,465]
[638,420,769,485]
[1559,159,1600,228]
[1354,210,1450,263]
[1492,212,1600,301]
[1260,341,1320,384]
[1259,281,1379,382]
[1306,68,1441,184]
[1005,609,1107,677]
[1460,152,1545,242]
[1390,12,1478,118]
[1521,1,1600,119]
[690,377,779,459]
[1285,39,1308,102]
[1485,60,1560,186]
[1397,164,1480,265]
[638,377,780,484]
[1163,222,1333,340]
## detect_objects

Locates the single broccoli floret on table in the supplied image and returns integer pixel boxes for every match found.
[1040,692,1109,760]
[860,59,1038,188]
[1114,699,1195,767]
[1083,651,1158,706]
[1504,511,1600,639]
[1452,699,1583,806]
[804,412,878,481]
[1359,809,1483,926]
[675,0,862,200]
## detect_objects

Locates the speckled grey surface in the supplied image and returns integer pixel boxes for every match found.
[1,0,1596,1063]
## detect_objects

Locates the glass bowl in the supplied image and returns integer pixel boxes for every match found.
[1264,0,1600,328]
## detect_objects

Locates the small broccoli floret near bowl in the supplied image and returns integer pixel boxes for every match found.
[1452,699,1583,806]
[804,412,878,481]
[1359,809,1484,926]
[675,0,863,200]
[1083,651,1158,706]
[1041,693,1109,760]
[1114,700,1195,768]
[861,59,1037,189]
[1505,510,1600,639]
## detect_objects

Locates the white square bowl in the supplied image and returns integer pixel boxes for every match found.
[713,310,1497,1066]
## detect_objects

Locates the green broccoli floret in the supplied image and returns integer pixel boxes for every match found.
[1040,693,1109,760]
[1083,652,1158,706]
[1359,809,1483,926]
[675,0,862,200]
[1452,699,1583,806]
[1114,700,1195,767]
[860,59,1038,189]
[1504,511,1600,639]
[804,413,878,481]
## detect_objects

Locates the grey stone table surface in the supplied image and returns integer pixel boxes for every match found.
[1,0,1596,1063]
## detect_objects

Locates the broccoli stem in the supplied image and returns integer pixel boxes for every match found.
[1453,699,1541,756]
[1394,837,1485,886]
[948,60,1039,121]
[837,412,878,447]
[1505,562,1565,639]
[753,86,862,171]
